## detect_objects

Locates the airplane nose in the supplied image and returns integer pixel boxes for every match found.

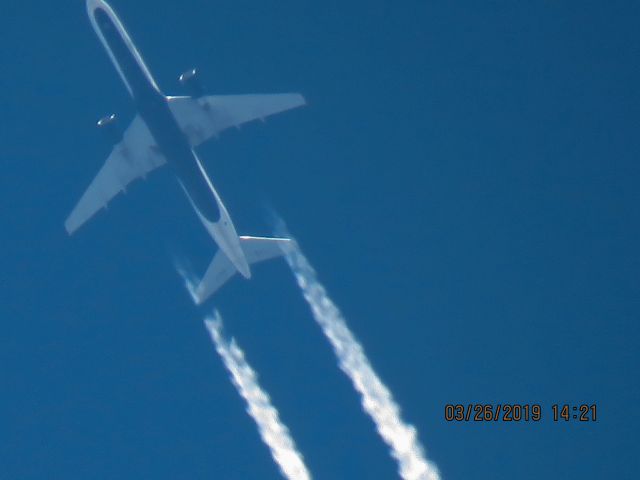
[86,0,108,15]
[86,0,98,16]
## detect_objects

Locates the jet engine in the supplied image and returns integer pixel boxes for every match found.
[179,68,204,98]
[97,113,122,144]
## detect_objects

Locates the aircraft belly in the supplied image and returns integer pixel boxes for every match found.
[174,159,222,224]
[93,7,159,99]
[139,101,222,224]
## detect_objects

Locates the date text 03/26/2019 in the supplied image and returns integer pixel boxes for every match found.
[444,404,597,422]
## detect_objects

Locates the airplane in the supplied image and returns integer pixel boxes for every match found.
[65,0,305,304]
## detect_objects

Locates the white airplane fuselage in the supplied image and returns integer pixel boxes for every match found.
[87,0,251,278]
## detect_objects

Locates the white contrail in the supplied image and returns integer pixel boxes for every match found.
[280,237,441,480]
[173,256,200,304]
[205,312,312,480]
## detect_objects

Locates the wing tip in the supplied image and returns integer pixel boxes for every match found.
[64,219,77,236]
[193,283,216,306]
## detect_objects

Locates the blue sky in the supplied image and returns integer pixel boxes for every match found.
[1,0,639,478]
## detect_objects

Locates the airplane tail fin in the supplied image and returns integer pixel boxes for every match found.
[194,236,292,304]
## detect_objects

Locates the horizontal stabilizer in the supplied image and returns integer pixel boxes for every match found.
[195,236,291,303]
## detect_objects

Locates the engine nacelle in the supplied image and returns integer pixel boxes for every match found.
[179,68,204,98]
[97,113,122,144]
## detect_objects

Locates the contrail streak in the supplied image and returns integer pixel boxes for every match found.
[205,312,312,480]
[279,235,441,480]
[173,256,200,304]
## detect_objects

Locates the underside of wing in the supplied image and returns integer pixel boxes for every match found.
[65,116,166,235]
[167,93,306,147]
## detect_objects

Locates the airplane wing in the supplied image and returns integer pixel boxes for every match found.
[65,115,166,234]
[167,93,306,147]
